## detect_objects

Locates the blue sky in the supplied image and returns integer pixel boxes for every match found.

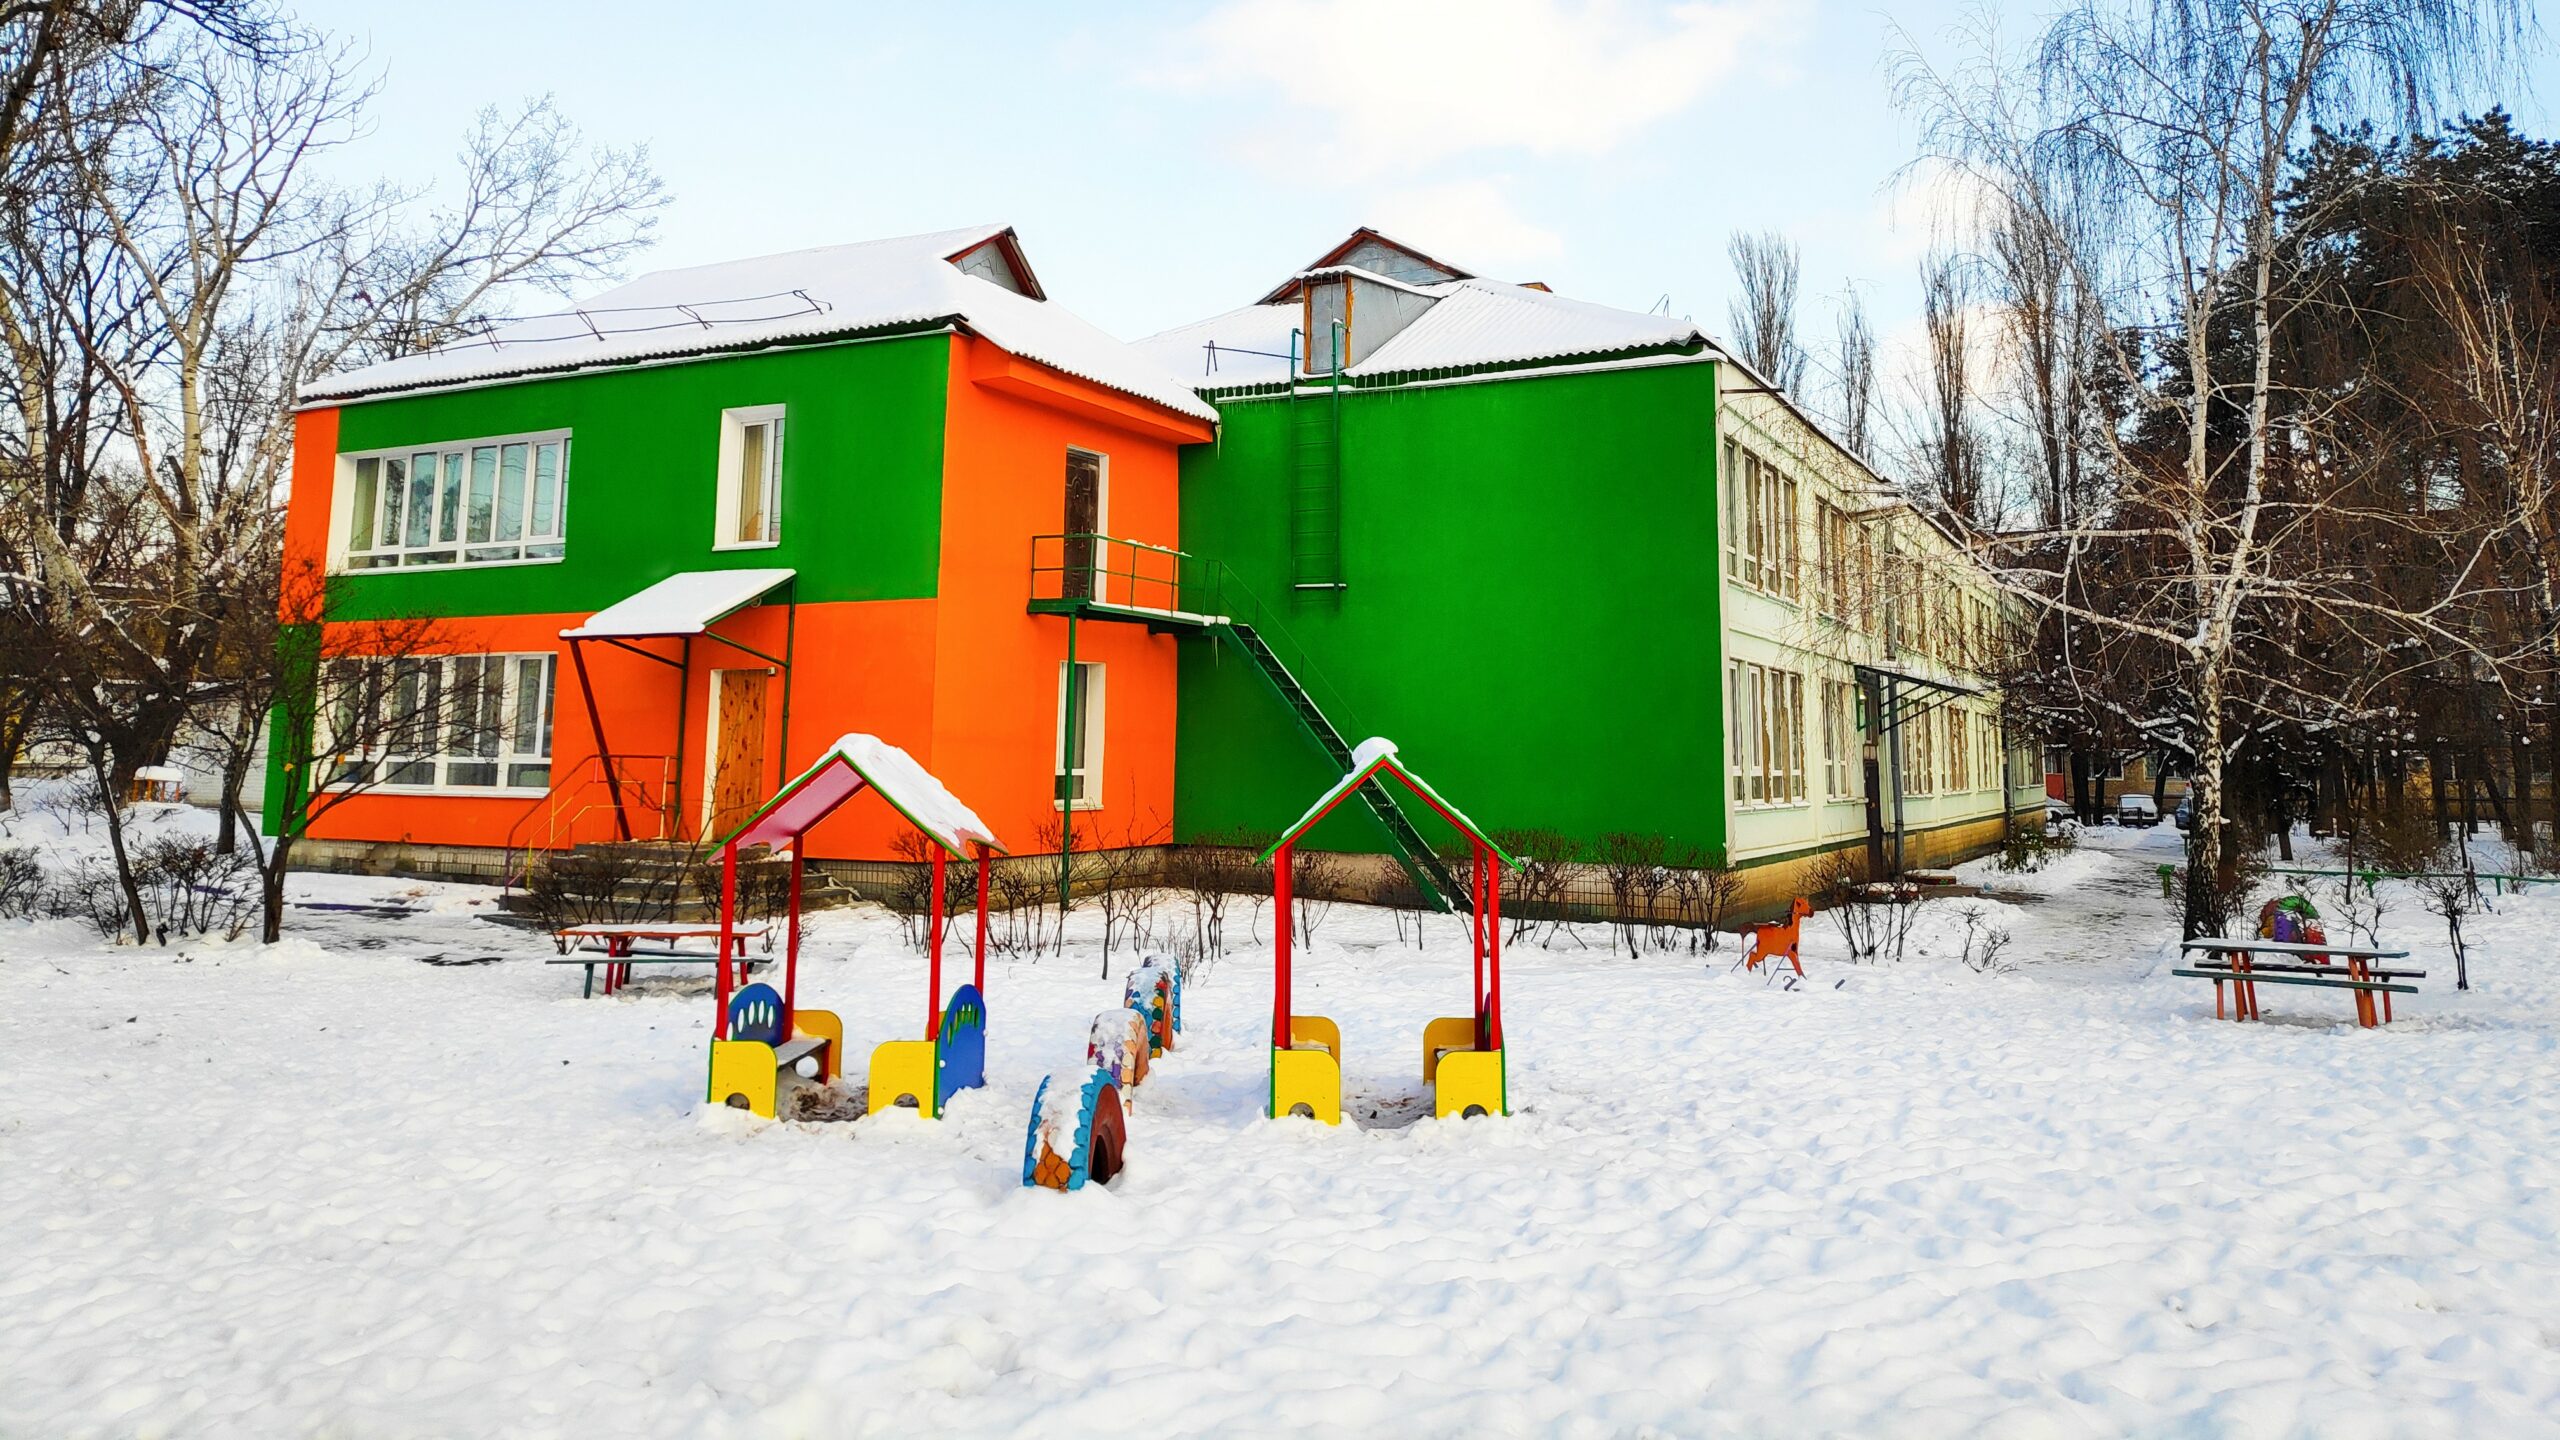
[321,0,2555,400]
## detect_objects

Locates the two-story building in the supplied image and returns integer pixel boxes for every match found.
[274,222,2039,911]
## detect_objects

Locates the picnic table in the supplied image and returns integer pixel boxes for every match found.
[2172,936,2423,1028]
[548,922,771,997]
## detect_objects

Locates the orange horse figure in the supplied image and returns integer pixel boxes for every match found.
[1742,897,1813,976]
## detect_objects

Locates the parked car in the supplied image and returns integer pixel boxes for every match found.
[2116,793,2161,828]
[2044,798,2080,837]
[2173,793,2193,831]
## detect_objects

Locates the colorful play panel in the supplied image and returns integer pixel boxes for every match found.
[706,733,1005,1119]
[1264,739,1514,1124]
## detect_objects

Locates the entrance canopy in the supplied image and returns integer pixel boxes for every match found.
[733,733,1006,856]
[1261,737,1515,866]
[562,568,795,640]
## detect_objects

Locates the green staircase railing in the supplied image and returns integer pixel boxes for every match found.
[1026,532,1463,912]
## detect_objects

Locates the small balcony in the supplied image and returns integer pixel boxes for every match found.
[1027,533,1231,630]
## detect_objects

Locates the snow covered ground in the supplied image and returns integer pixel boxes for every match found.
[3,807,2558,1437]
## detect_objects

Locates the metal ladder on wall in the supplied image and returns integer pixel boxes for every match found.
[1215,619,1465,913]
[1288,328,1345,592]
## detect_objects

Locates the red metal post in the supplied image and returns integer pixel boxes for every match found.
[784,844,804,1021]
[1487,849,1504,1051]
[1470,843,1486,1017]
[973,841,990,994]
[927,847,947,1040]
[714,840,739,1037]
[1273,840,1294,1048]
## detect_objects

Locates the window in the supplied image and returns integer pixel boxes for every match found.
[343,433,568,570]
[324,653,556,793]
[1723,444,1799,599]
[1817,501,1852,619]
[1904,707,1935,795]
[1729,660,1806,806]
[1822,678,1859,799]
[1055,660,1104,810]
[1947,707,1970,792]
[716,406,785,548]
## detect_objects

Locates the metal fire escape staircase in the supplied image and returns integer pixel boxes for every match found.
[1027,533,1464,913]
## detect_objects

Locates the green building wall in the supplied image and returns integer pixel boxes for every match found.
[1173,361,1726,858]
[322,335,952,621]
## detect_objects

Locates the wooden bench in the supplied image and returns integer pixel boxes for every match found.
[550,922,770,997]
[2175,937,2421,1028]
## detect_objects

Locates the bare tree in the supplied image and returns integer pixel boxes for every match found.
[1898,0,2529,937]
[1726,229,1807,395]
[1916,249,1988,525]
[1833,286,1877,460]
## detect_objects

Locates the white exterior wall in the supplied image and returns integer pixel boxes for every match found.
[1714,368,2042,867]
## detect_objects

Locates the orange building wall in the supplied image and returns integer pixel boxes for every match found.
[928,337,1210,854]
[285,337,1215,867]
[304,600,938,862]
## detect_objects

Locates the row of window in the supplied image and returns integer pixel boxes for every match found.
[314,648,1111,808]
[340,407,786,572]
[1725,438,2020,675]
[1729,663,2018,808]
[323,653,559,792]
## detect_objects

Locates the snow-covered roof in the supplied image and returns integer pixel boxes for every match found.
[305,224,1217,423]
[1263,738,1513,865]
[734,733,1003,856]
[1136,277,1709,390]
[560,569,794,640]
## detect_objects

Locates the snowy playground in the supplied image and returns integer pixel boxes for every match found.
[3,806,2558,1437]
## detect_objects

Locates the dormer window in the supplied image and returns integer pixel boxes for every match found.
[716,405,784,549]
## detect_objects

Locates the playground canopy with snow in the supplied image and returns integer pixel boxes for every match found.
[4,792,2559,1437]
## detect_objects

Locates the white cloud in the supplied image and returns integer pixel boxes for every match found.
[1177,0,1784,177]
[1367,178,1565,270]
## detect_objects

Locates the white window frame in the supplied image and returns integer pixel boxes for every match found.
[1054,660,1104,811]
[322,652,558,796]
[337,431,571,573]
[1730,660,1808,809]
[714,405,787,551]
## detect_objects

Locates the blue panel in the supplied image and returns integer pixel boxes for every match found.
[936,984,988,1108]
[726,983,785,1044]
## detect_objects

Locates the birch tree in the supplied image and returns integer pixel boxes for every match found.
[1901,0,2528,936]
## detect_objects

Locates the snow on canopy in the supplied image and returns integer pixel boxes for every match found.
[560,568,794,639]
[1136,275,1709,389]
[1264,737,1513,865]
[731,733,1003,858]
[304,224,1216,424]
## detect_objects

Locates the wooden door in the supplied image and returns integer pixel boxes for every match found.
[709,669,769,837]
[1063,450,1102,600]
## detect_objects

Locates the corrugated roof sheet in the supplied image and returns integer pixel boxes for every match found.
[304,224,1217,423]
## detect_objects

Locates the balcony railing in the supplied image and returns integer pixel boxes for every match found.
[1027,532,1230,624]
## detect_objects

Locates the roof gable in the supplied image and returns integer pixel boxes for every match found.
[1258,227,1474,304]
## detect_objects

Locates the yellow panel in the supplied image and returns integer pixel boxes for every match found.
[1434,1047,1506,1120]
[868,1038,939,1119]
[791,1008,844,1082]
[707,1039,780,1119]
[1288,1014,1342,1060]
[1421,1015,1477,1084]
[1271,1045,1341,1125]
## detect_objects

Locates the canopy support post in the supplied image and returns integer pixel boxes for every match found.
[777,580,798,794]
[715,840,739,1036]
[1273,839,1294,1048]
[671,636,693,841]
[973,841,990,994]
[785,845,804,1020]
[927,847,947,1040]
[1487,849,1504,1052]
[568,638,631,843]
